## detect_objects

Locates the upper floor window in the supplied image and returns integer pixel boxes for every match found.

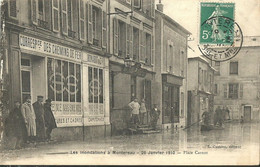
[133,27,139,61]
[8,0,17,19]
[230,61,238,75]
[215,61,220,66]
[133,0,141,9]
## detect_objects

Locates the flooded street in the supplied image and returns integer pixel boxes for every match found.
[1,122,259,165]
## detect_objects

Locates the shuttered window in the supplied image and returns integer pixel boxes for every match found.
[79,0,85,40]
[140,31,146,62]
[52,0,60,32]
[61,0,68,35]
[9,0,17,18]
[145,33,151,65]
[151,0,155,18]
[127,24,133,58]
[102,11,107,48]
[240,83,243,98]
[87,3,93,44]
[31,0,38,25]
[223,84,228,98]
[151,35,154,65]
[113,18,119,56]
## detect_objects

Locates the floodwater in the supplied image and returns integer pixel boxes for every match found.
[0,122,259,165]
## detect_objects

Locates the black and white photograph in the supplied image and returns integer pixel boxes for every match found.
[0,0,259,165]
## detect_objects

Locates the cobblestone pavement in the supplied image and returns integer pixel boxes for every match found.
[0,122,259,165]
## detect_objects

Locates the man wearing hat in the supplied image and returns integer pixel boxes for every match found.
[44,98,57,141]
[33,95,46,142]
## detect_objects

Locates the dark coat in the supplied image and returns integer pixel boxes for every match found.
[33,101,46,139]
[151,108,161,120]
[4,108,27,139]
[44,103,57,129]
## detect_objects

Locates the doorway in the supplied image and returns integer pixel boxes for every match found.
[244,106,251,122]
[21,58,32,103]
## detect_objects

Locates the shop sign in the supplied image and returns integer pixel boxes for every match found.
[52,102,83,127]
[19,34,82,61]
[83,54,104,66]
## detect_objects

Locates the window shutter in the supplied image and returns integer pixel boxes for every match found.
[223,84,228,98]
[113,18,118,56]
[139,30,143,61]
[31,0,38,25]
[44,0,52,30]
[52,0,60,32]
[72,0,78,38]
[240,83,243,98]
[102,11,107,48]
[127,24,133,59]
[9,0,17,18]
[61,0,68,35]
[87,3,93,44]
[79,0,85,40]
[143,31,146,62]
[151,35,154,65]
[151,0,155,18]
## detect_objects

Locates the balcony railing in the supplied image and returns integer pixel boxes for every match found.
[38,19,49,30]
[68,29,76,38]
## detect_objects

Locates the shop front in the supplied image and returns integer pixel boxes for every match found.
[19,34,110,140]
[162,74,183,129]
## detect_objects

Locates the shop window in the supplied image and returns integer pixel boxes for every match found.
[88,67,104,116]
[47,58,81,102]
[8,0,17,19]
[230,61,238,75]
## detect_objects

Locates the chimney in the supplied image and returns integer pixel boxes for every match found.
[157,0,164,12]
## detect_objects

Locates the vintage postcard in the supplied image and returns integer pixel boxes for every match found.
[0,0,259,165]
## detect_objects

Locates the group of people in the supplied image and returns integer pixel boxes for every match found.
[4,96,57,149]
[213,106,230,127]
[128,98,161,129]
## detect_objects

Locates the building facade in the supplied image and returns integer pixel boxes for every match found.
[154,4,190,129]
[108,0,156,135]
[187,56,216,126]
[1,0,111,140]
[213,36,260,122]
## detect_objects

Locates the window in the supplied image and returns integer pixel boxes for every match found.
[88,67,104,117]
[140,31,146,62]
[228,83,238,99]
[52,0,60,32]
[102,11,107,48]
[90,5,103,47]
[230,62,238,75]
[47,58,81,102]
[133,0,141,8]
[113,18,119,56]
[92,8,97,39]
[118,21,126,58]
[133,27,139,61]
[145,33,151,65]
[126,24,133,58]
[8,0,17,19]
[38,0,44,20]
[61,0,68,35]
[79,0,85,40]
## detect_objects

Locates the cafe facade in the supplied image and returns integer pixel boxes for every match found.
[2,0,111,140]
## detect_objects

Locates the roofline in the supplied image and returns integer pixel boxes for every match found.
[188,57,217,72]
[155,9,191,35]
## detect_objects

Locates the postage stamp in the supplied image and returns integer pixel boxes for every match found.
[198,2,243,62]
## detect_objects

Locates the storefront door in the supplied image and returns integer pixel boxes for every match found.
[21,58,32,102]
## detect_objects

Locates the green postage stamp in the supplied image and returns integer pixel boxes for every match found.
[200,3,235,45]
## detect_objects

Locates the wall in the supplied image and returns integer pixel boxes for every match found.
[213,46,260,121]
